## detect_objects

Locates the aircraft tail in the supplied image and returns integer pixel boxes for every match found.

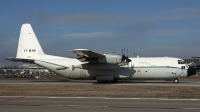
[16,23,45,59]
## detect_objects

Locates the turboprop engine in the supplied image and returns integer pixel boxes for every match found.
[98,54,132,64]
[71,49,131,65]
[98,54,122,64]
[72,54,132,71]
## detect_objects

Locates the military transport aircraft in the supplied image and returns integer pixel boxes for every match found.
[6,24,196,83]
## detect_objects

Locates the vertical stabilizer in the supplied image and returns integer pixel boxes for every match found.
[16,23,45,59]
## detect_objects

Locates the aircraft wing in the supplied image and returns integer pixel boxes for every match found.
[70,49,131,64]
[5,57,34,63]
[70,49,105,63]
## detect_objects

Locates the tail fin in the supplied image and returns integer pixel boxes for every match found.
[16,23,45,59]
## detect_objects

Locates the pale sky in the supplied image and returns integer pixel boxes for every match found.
[1,0,200,66]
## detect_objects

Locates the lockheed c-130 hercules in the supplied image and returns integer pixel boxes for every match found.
[6,23,196,83]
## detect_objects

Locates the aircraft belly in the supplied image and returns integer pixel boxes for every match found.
[68,68,131,79]
[34,60,69,77]
[114,68,132,78]
[34,60,124,80]
[132,67,182,79]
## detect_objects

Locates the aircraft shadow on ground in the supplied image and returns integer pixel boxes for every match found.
[28,79,191,84]
[30,80,71,82]
[91,80,180,84]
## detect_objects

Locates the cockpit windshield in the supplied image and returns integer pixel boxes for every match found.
[178,60,185,64]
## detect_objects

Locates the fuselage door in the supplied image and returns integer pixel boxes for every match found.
[137,67,141,75]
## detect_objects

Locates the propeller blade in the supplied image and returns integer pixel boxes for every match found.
[127,49,128,58]
[124,48,125,56]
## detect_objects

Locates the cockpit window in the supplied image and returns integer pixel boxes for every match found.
[178,60,185,64]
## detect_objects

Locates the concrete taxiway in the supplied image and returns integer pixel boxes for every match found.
[0,96,200,112]
[0,79,200,87]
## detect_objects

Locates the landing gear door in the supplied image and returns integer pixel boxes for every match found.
[80,69,86,78]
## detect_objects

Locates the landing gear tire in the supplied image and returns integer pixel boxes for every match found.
[97,80,103,83]
[97,80,118,83]
[173,78,179,83]
[113,79,118,83]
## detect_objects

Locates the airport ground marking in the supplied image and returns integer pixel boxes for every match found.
[0,96,25,104]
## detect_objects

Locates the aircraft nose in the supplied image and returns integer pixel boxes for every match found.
[187,67,197,77]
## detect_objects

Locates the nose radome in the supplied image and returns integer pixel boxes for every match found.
[187,67,197,77]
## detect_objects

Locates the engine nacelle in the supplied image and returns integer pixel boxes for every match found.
[97,54,122,64]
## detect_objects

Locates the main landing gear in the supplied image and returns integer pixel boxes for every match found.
[97,79,118,83]
[173,78,179,83]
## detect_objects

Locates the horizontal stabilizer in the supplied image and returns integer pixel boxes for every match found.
[56,67,68,70]
[5,57,34,63]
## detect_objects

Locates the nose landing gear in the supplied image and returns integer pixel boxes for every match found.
[173,78,179,83]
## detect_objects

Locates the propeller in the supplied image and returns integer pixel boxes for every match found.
[121,48,132,65]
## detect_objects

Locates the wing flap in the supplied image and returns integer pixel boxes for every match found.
[70,49,104,63]
[70,49,104,58]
